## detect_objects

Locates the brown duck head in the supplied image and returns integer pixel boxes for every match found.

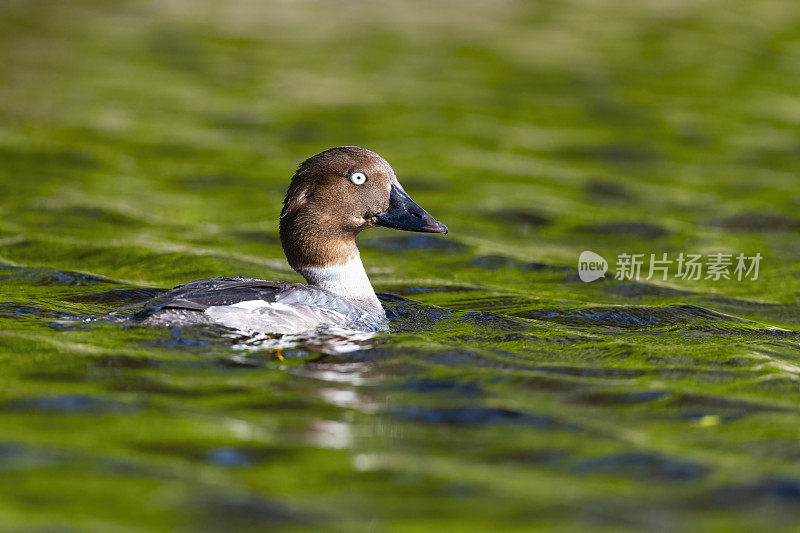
[279,146,447,271]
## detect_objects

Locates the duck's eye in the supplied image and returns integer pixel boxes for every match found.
[350,172,367,185]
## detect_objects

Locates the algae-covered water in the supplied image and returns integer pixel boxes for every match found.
[2,0,800,531]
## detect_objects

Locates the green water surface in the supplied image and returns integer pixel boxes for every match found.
[1,0,800,531]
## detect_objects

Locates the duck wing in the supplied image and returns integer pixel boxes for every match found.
[136,277,382,334]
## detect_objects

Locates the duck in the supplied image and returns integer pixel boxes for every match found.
[137,146,448,335]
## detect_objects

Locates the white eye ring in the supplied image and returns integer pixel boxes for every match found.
[350,171,367,185]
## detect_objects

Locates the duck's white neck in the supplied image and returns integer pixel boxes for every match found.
[295,253,384,317]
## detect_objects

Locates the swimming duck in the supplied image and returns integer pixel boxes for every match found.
[138,146,448,335]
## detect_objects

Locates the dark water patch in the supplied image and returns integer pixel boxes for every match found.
[572,452,706,481]
[485,448,569,466]
[0,266,110,286]
[185,492,315,530]
[67,288,163,306]
[575,221,669,238]
[600,144,659,165]
[456,311,530,331]
[711,212,800,232]
[361,234,464,252]
[487,208,553,229]
[134,442,290,466]
[145,336,211,348]
[397,378,484,398]
[377,293,408,304]
[0,303,76,319]
[605,282,694,298]
[109,377,247,397]
[99,456,180,479]
[724,356,760,367]
[499,334,599,347]
[583,178,632,201]
[656,368,744,382]
[574,501,699,532]
[648,355,715,366]
[439,482,481,498]
[555,143,658,165]
[708,478,800,507]
[528,365,648,379]
[671,393,792,421]
[682,324,800,339]
[745,439,800,461]
[380,285,481,296]
[515,304,736,329]
[496,374,595,394]
[389,406,573,429]
[424,350,537,372]
[472,254,564,272]
[138,326,236,351]
[471,255,521,270]
[206,448,251,466]
[564,342,635,360]
[92,354,159,370]
[569,390,669,405]
[383,299,453,330]
[444,295,537,313]
[0,441,69,469]
[449,332,541,344]
[3,395,140,414]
